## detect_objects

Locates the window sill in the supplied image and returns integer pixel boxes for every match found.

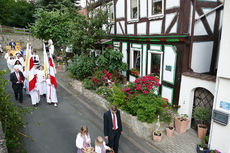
[127,19,139,23]
[148,14,164,20]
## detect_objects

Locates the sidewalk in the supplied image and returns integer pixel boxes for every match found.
[56,71,201,153]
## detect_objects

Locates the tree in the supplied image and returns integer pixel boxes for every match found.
[0,0,35,28]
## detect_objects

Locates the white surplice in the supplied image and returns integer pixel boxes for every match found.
[30,83,40,105]
[37,70,47,95]
[46,79,58,103]
[7,58,15,72]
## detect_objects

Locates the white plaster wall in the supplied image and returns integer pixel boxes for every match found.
[202,8,216,33]
[140,0,147,18]
[219,10,223,30]
[120,21,125,33]
[191,42,213,73]
[194,11,208,36]
[161,86,173,104]
[162,45,177,84]
[169,18,178,33]
[116,0,125,18]
[178,75,216,128]
[217,3,230,78]
[150,20,162,34]
[142,44,147,76]
[110,25,115,34]
[137,22,146,35]
[116,22,122,34]
[166,0,180,10]
[209,78,230,153]
[165,13,177,33]
[127,24,134,35]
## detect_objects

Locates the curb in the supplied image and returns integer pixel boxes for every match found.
[56,78,164,153]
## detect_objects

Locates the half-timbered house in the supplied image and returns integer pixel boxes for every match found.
[82,0,224,128]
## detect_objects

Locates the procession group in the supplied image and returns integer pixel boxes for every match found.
[4,39,58,107]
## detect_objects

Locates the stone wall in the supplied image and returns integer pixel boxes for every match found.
[0,33,42,50]
[0,122,8,153]
[72,80,167,140]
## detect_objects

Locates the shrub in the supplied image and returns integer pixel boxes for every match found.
[112,85,126,108]
[193,107,211,124]
[96,86,113,103]
[0,70,29,152]
[83,78,95,90]
[90,69,112,88]
[68,55,95,80]
[97,48,128,72]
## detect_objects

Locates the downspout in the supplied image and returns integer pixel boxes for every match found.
[188,0,197,72]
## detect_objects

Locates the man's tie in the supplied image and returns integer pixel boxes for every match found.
[113,113,116,130]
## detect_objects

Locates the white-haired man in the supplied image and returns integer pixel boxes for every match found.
[10,65,24,103]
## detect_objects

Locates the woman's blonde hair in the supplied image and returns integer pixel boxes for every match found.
[95,136,104,146]
[80,125,89,137]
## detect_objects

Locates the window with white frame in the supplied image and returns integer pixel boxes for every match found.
[152,0,163,15]
[133,50,141,71]
[147,51,163,82]
[109,3,114,22]
[130,0,138,19]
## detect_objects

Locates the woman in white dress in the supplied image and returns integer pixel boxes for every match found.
[76,125,91,153]
[37,66,47,96]
[46,74,58,106]
[95,136,111,153]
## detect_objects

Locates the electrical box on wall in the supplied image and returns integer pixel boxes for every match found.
[213,109,229,126]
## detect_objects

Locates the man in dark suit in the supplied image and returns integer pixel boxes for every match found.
[10,65,24,103]
[104,105,122,153]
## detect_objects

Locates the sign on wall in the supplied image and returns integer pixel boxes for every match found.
[220,101,230,111]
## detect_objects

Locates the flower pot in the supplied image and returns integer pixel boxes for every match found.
[196,144,208,153]
[166,127,174,137]
[175,117,189,134]
[153,131,162,142]
[197,124,208,139]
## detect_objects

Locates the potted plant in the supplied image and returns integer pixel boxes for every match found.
[206,149,221,153]
[163,106,175,137]
[153,130,162,142]
[175,114,189,134]
[192,107,211,139]
[196,143,208,153]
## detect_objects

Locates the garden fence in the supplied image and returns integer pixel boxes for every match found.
[0,25,30,34]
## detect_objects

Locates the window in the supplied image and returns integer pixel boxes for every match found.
[133,50,141,71]
[150,53,161,77]
[131,0,138,19]
[147,50,163,82]
[152,0,163,15]
[109,3,114,22]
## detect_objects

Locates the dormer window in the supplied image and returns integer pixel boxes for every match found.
[131,0,138,19]
[109,3,114,22]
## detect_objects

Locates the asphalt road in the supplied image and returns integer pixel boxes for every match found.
[0,54,162,153]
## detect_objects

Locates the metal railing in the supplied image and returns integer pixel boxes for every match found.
[0,25,30,34]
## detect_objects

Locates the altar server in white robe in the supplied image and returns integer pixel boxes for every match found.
[46,75,58,106]
[23,71,30,95]
[30,83,40,106]
[37,65,47,96]
[7,55,16,72]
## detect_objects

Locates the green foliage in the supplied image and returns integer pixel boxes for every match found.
[96,86,113,103]
[83,78,95,90]
[193,107,211,124]
[112,85,126,108]
[0,0,35,28]
[0,70,29,152]
[97,48,128,73]
[136,95,164,123]
[161,106,176,126]
[68,55,95,80]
